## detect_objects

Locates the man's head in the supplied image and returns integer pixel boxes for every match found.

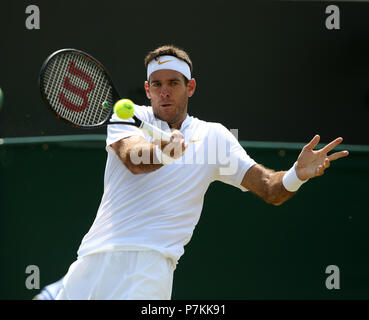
[144,45,196,129]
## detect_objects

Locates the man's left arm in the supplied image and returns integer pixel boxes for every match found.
[241,135,349,206]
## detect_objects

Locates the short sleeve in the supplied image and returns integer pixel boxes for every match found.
[213,124,257,191]
[105,104,152,154]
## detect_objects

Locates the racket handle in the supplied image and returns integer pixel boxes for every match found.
[140,121,171,142]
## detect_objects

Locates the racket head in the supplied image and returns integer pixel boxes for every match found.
[39,48,124,128]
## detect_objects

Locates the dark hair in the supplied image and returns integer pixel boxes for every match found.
[144,45,193,78]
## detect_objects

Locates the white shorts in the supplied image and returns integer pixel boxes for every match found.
[55,250,175,300]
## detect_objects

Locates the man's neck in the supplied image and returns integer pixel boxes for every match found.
[168,115,187,130]
[168,122,182,130]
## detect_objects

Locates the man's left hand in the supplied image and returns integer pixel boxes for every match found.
[295,135,349,181]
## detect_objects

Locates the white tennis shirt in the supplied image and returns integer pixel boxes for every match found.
[77,105,257,265]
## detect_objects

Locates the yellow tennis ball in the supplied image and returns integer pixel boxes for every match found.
[114,99,135,119]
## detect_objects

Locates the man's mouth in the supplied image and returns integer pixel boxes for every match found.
[160,103,173,108]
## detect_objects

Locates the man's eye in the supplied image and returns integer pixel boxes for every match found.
[152,82,160,87]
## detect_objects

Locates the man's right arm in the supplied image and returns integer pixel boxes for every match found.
[111,130,187,174]
[111,135,163,174]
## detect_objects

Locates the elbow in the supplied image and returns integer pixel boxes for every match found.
[265,196,285,206]
[271,199,285,206]
[264,189,287,206]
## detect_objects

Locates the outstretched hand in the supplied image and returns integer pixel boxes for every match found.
[295,135,349,181]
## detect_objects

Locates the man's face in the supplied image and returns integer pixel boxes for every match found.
[145,69,196,129]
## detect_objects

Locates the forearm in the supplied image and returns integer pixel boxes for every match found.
[112,131,186,174]
[112,136,163,174]
[264,169,295,206]
[125,142,164,174]
[241,164,295,206]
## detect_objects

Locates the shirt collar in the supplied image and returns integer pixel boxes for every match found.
[155,114,192,133]
[179,114,191,131]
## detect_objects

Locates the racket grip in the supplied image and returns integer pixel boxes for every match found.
[140,121,171,142]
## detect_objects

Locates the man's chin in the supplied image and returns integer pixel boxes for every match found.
[154,113,181,128]
[153,112,172,124]
[154,109,174,120]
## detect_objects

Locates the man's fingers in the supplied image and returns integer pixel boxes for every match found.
[170,129,184,141]
[327,150,349,162]
[163,130,187,158]
[304,134,320,150]
[313,158,330,177]
[323,157,330,169]
[322,137,343,153]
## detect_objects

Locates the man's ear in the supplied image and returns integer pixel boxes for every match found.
[144,81,151,99]
[187,78,196,98]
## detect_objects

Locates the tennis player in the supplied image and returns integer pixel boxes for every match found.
[56,45,349,300]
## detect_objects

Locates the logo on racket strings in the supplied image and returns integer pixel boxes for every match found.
[58,61,95,112]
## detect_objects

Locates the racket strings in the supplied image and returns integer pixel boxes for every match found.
[68,54,96,124]
[55,55,79,122]
[87,64,111,125]
[68,54,109,125]
[44,53,84,122]
[42,52,113,126]
[45,55,69,116]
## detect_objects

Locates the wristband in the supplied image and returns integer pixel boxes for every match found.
[154,146,176,165]
[282,162,308,192]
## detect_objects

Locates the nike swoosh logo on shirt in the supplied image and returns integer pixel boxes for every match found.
[189,138,203,143]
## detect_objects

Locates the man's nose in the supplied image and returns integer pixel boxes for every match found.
[160,86,170,97]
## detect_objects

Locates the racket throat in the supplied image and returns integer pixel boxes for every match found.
[140,121,171,142]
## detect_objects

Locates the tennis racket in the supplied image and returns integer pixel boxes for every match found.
[39,48,171,142]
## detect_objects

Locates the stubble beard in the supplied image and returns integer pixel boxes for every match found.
[153,99,188,128]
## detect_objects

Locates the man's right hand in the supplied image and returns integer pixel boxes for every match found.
[154,129,187,159]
